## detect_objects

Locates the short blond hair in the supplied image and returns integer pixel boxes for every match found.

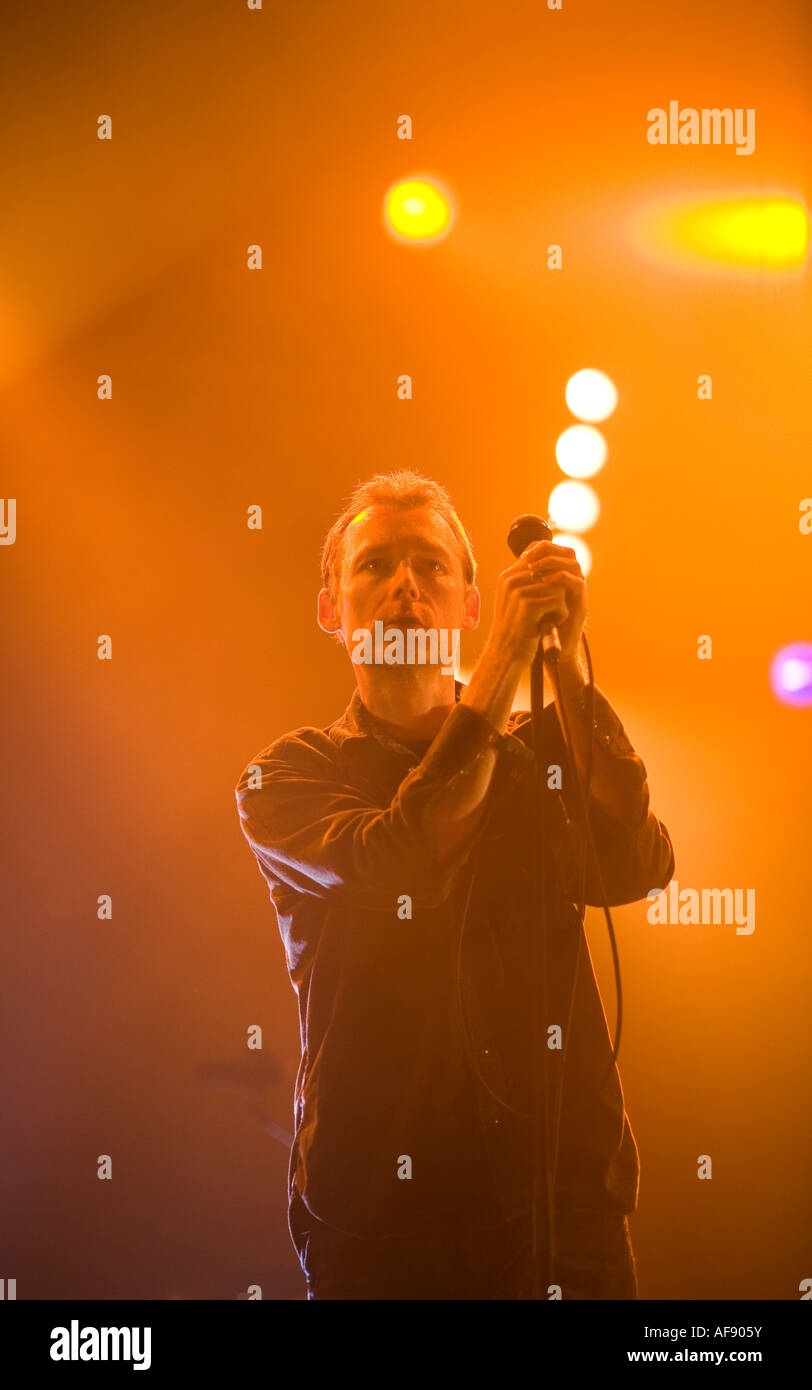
[319,469,477,603]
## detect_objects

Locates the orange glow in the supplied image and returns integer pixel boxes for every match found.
[3,0,808,1307]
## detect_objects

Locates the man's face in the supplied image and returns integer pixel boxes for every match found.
[318,504,480,648]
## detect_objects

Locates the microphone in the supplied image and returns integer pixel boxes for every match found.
[507,514,562,664]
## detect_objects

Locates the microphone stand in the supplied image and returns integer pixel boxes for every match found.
[529,634,555,1299]
[507,512,563,1301]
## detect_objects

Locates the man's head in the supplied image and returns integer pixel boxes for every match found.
[317,471,480,658]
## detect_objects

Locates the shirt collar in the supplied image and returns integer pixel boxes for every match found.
[332,679,466,757]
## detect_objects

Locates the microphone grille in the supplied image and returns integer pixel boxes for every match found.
[507,514,552,557]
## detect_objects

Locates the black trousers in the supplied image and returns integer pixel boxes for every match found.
[289,1187,639,1300]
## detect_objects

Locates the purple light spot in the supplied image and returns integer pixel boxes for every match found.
[770,642,812,707]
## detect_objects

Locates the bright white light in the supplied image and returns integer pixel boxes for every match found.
[555,424,607,479]
[548,480,600,533]
[782,658,812,692]
[551,531,592,576]
[565,368,618,423]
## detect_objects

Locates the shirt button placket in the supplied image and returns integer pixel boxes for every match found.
[462,974,505,1130]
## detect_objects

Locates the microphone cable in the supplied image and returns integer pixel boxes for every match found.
[454,627,625,1212]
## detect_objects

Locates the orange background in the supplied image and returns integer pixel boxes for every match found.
[2,0,809,1298]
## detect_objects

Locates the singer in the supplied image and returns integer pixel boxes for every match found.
[235,469,676,1299]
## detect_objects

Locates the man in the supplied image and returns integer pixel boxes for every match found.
[235,469,675,1299]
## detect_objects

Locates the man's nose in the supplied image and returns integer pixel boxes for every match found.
[392,562,419,595]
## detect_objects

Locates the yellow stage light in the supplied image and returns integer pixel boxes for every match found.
[565,369,618,423]
[555,424,608,478]
[548,480,600,534]
[384,178,455,244]
[633,193,808,271]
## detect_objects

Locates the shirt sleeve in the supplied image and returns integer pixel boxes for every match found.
[542,687,676,908]
[235,702,499,913]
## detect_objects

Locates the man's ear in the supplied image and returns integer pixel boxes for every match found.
[317,586,343,637]
[461,584,481,633]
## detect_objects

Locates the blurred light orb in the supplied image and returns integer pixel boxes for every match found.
[770,642,812,707]
[551,531,592,576]
[565,369,619,423]
[634,194,808,271]
[667,196,807,268]
[555,424,608,478]
[384,178,454,244]
[548,480,600,534]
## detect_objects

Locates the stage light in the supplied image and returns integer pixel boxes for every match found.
[770,642,812,708]
[548,480,600,534]
[633,194,808,271]
[551,531,592,576]
[555,424,608,479]
[383,177,455,244]
[565,369,618,423]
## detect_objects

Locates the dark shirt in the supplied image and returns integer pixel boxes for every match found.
[235,679,676,1239]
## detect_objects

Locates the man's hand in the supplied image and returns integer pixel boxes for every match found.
[488,539,588,665]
